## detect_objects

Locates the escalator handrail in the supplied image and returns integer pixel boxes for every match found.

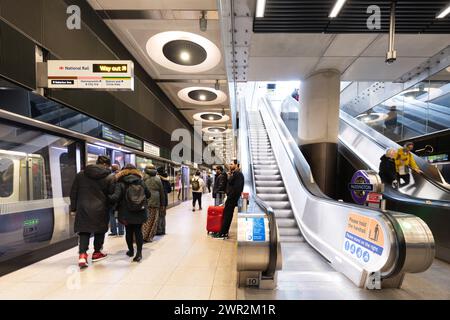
[339,109,450,193]
[241,101,279,278]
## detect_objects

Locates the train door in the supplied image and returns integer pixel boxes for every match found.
[181,165,190,201]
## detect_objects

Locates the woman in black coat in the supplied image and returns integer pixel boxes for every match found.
[70,156,115,267]
[109,164,150,262]
[379,148,397,186]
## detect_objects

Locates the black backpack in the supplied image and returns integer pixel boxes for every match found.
[125,183,146,212]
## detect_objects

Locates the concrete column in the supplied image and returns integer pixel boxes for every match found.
[298,69,340,197]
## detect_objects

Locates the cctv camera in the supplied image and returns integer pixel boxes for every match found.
[385,50,397,64]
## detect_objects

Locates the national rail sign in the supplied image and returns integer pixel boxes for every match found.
[47,60,134,90]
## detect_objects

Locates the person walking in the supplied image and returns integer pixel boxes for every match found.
[175,172,182,201]
[109,164,150,262]
[70,155,115,268]
[141,164,163,242]
[157,166,172,235]
[395,142,423,187]
[191,171,205,212]
[213,166,228,206]
[108,164,124,237]
[213,160,244,239]
[206,174,213,193]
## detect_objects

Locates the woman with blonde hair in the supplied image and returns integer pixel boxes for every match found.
[379,148,397,187]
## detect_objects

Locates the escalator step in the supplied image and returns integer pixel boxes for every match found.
[257,193,289,201]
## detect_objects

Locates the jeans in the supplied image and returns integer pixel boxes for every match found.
[214,192,225,206]
[79,232,105,254]
[109,209,124,235]
[192,192,202,209]
[125,224,143,255]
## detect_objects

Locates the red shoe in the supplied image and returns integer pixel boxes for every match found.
[92,251,108,262]
[78,253,88,268]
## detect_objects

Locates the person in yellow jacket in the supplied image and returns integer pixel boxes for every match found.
[395,142,423,187]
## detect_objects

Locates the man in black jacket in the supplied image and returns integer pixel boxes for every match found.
[213,160,244,239]
[70,156,115,268]
[213,166,228,206]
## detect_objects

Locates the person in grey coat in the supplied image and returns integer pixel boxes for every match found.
[142,164,164,242]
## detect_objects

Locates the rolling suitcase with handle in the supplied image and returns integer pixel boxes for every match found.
[207,205,224,234]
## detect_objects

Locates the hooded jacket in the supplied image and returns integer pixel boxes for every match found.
[158,172,172,207]
[109,168,151,225]
[213,172,228,197]
[70,164,115,234]
[143,168,164,208]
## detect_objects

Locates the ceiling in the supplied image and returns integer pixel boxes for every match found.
[87,0,233,162]
[253,0,450,33]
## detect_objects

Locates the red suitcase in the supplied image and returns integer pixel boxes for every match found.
[207,206,224,234]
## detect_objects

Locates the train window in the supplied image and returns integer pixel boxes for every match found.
[0,158,14,198]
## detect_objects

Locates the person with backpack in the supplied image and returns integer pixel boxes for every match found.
[191,171,205,212]
[157,166,172,235]
[109,164,150,262]
[70,155,115,268]
[142,164,164,241]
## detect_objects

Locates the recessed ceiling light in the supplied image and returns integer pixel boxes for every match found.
[193,112,229,123]
[329,0,348,18]
[179,51,190,62]
[178,87,227,105]
[146,31,221,73]
[256,0,267,18]
[437,4,450,18]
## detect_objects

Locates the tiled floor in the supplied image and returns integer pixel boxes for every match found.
[237,242,450,300]
[0,194,237,300]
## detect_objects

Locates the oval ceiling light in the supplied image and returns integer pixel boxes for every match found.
[202,126,232,135]
[146,31,221,73]
[178,87,227,105]
[193,112,230,123]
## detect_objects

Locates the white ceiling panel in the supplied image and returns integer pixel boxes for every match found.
[249,33,334,57]
[361,34,450,57]
[313,57,356,73]
[248,57,319,80]
[324,34,380,57]
[342,57,428,81]
[90,0,217,10]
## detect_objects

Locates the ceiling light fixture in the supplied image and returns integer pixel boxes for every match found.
[256,0,267,18]
[199,94,206,101]
[179,51,190,62]
[437,4,450,18]
[329,0,348,18]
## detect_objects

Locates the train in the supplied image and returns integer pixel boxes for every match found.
[0,100,211,275]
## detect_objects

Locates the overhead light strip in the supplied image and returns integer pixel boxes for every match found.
[437,4,450,18]
[329,0,348,18]
[256,0,266,18]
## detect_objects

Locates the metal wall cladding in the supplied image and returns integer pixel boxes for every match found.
[0,20,36,90]
[0,0,191,151]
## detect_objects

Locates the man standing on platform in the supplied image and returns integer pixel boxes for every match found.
[213,160,244,239]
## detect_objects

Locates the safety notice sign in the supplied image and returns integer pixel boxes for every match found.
[47,60,134,90]
[343,213,385,264]
[237,217,269,242]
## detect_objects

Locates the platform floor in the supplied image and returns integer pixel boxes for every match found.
[1,194,450,300]
[0,194,237,300]
[238,242,450,300]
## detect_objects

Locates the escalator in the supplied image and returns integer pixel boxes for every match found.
[280,95,450,262]
[248,112,303,243]
[240,96,435,289]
